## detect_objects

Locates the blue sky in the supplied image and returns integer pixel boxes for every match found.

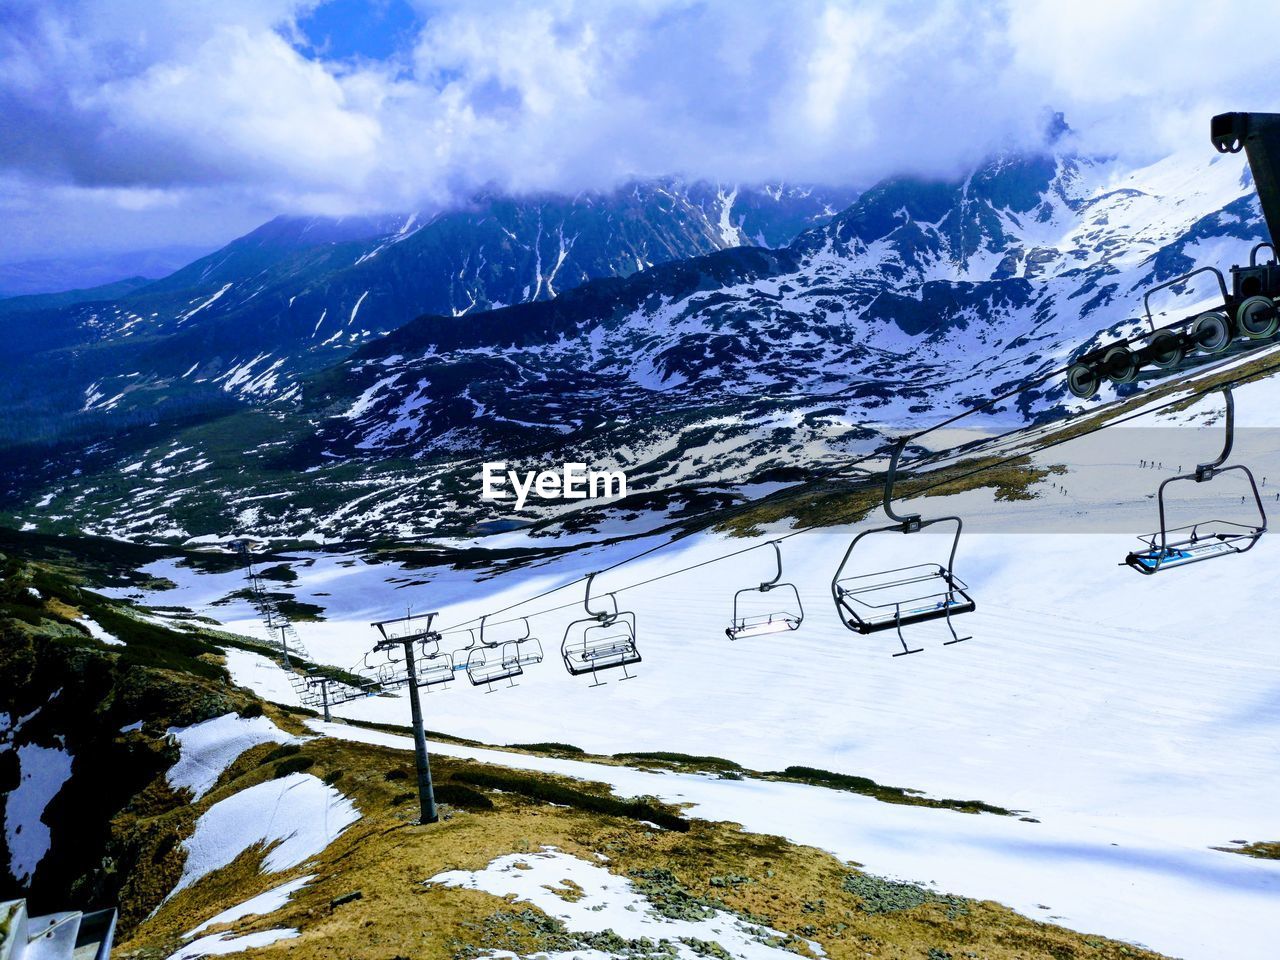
[2,0,1279,267]
[295,0,420,62]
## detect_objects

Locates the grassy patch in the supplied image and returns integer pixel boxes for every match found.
[506,742,586,755]
[1214,840,1280,859]
[450,769,690,833]
[613,751,743,772]
[768,766,1013,816]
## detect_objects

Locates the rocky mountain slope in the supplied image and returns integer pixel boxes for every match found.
[0,182,850,449]
[0,136,1269,544]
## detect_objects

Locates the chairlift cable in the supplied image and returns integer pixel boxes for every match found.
[431,349,1280,639]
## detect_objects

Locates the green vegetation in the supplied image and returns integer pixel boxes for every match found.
[506,741,586,754]
[433,783,494,810]
[842,873,968,917]
[769,766,1014,816]
[1214,840,1280,859]
[450,769,690,833]
[613,751,743,771]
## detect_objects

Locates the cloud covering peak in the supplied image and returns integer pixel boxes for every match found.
[3,0,1279,260]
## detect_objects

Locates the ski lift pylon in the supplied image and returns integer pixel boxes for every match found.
[831,437,975,655]
[725,540,804,640]
[561,573,640,687]
[1125,386,1267,573]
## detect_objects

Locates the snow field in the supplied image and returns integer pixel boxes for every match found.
[166,713,298,800]
[170,773,358,898]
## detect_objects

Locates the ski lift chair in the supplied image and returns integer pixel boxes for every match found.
[832,438,975,655]
[561,574,640,687]
[459,616,522,691]
[466,642,523,692]
[1125,386,1266,573]
[511,617,545,666]
[416,650,456,691]
[726,541,804,640]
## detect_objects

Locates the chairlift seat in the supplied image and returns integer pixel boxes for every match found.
[1126,520,1264,574]
[834,563,975,633]
[514,637,545,665]
[726,611,802,641]
[417,652,456,688]
[466,643,523,688]
[1125,389,1266,575]
[830,438,974,655]
[726,543,804,641]
[562,615,640,678]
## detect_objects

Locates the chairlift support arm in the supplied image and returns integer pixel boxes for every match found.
[1213,112,1280,247]
[883,437,923,531]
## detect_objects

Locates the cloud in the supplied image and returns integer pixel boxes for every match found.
[3,0,1280,259]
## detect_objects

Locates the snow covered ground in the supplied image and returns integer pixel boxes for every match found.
[167,714,297,800]
[106,381,1280,958]
[185,875,313,937]
[170,773,358,898]
[429,846,820,960]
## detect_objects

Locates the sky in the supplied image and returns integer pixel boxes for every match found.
[3,0,1280,266]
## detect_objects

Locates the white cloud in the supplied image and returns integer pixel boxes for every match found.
[3,0,1280,259]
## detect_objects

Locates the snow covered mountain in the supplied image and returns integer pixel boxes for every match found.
[0,181,851,448]
[1,137,1269,543]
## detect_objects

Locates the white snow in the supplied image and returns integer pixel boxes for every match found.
[101,383,1280,957]
[185,874,313,936]
[166,713,298,800]
[4,743,74,884]
[429,847,820,959]
[223,649,304,707]
[170,773,358,897]
[180,283,233,323]
[77,614,123,646]
[164,928,298,960]
[348,291,369,326]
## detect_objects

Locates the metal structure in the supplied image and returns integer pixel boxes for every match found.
[462,616,524,691]
[0,900,115,960]
[1066,112,1280,399]
[371,610,444,824]
[725,540,804,640]
[832,438,974,655]
[1124,387,1267,573]
[561,574,640,686]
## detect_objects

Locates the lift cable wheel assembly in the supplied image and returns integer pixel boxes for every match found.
[831,437,974,656]
[1068,113,1280,401]
[1124,387,1267,574]
[725,540,804,640]
[561,572,641,687]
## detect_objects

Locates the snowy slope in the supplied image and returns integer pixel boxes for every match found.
[15,133,1270,544]
[107,377,1280,958]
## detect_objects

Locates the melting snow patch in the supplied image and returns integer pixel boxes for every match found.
[165,928,298,960]
[77,614,124,646]
[167,713,298,800]
[4,743,74,884]
[427,847,822,959]
[223,649,304,707]
[186,874,314,936]
[171,773,357,897]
